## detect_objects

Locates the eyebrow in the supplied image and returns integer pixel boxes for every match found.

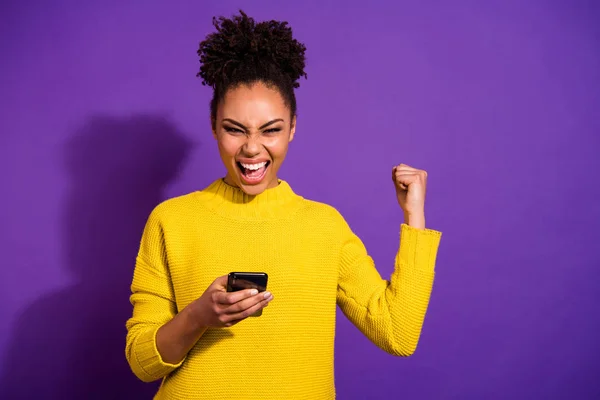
[222,118,284,130]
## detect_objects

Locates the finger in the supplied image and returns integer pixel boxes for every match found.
[395,170,427,182]
[225,295,273,325]
[394,170,419,177]
[223,295,273,326]
[214,288,259,305]
[394,163,418,172]
[392,165,414,181]
[395,173,421,182]
[395,169,417,177]
[395,168,427,179]
[393,165,421,183]
[395,173,421,189]
[224,291,272,314]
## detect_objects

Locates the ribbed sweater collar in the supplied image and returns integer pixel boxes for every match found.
[198,178,302,220]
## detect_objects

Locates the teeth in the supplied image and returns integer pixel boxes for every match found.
[240,161,267,170]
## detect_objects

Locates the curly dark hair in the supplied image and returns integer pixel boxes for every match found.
[197,10,307,128]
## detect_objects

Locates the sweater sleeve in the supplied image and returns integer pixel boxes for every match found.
[125,207,185,382]
[336,222,441,356]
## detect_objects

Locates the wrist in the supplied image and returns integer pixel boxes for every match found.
[404,212,425,229]
[185,299,208,334]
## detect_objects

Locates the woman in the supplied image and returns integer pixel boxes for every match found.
[125,10,442,399]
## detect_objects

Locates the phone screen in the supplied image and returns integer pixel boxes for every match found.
[227,272,268,292]
[227,272,269,317]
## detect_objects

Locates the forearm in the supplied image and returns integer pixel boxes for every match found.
[337,224,440,356]
[386,263,435,355]
[404,211,425,230]
[386,224,439,353]
[156,300,208,364]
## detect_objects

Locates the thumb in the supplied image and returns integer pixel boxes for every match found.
[213,275,229,290]
[392,166,408,191]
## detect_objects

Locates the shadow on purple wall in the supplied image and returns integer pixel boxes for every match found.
[0,115,194,399]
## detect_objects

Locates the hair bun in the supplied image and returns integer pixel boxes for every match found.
[197,10,307,88]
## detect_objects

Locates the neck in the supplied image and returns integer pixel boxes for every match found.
[198,177,302,220]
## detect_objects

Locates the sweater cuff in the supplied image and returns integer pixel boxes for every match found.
[396,223,442,273]
[133,325,185,380]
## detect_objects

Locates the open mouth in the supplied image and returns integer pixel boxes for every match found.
[236,160,271,184]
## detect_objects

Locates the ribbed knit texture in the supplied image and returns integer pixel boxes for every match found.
[125,178,442,399]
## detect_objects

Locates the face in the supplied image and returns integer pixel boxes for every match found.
[213,82,296,196]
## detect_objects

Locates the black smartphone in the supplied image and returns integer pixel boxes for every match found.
[227,272,269,317]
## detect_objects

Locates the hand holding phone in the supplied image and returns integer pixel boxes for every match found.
[227,272,269,317]
[190,274,272,328]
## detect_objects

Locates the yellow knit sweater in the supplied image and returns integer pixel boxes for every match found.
[125,178,442,399]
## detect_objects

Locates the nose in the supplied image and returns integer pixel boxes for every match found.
[242,134,262,156]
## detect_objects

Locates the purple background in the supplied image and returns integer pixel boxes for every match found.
[1,1,599,399]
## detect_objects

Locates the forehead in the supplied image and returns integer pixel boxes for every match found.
[218,83,289,122]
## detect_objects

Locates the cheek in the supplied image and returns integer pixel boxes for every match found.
[218,137,241,159]
[265,137,290,161]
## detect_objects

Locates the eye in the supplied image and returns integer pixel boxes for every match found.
[263,128,282,134]
[224,126,244,134]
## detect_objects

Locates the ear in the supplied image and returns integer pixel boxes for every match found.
[289,116,297,142]
[211,118,217,139]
